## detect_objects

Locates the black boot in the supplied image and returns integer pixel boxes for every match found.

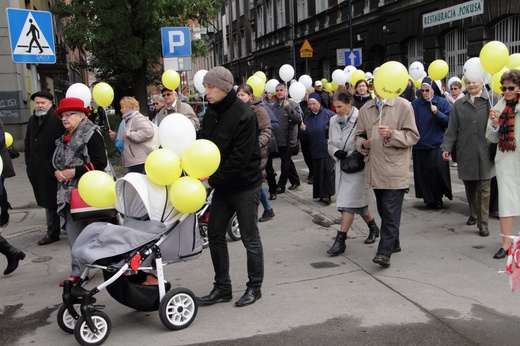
[327,231,347,256]
[0,202,11,227]
[0,236,25,275]
[364,219,380,244]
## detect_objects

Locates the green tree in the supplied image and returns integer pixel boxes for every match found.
[51,0,221,113]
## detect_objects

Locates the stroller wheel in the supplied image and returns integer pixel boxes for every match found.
[74,311,111,346]
[227,213,241,241]
[57,303,81,334]
[199,222,209,249]
[159,287,198,330]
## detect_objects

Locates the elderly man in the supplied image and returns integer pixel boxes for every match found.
[156,88,199,130]
[197,66,264,307]
[25,91,65,245]
[355,88,419,268]
[411,77,452,209]
[314,80,331,109]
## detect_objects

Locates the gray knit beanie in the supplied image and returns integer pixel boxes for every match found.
[203,66,234,93]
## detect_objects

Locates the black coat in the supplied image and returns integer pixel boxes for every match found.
[200,90,262,196]
[24,109,65,209]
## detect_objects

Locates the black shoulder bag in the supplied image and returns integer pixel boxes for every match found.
[340,119,365,174]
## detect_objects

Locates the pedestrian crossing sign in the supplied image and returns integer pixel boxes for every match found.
[6,8,56,64]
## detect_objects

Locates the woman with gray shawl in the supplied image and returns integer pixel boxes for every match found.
[52,97,108,287]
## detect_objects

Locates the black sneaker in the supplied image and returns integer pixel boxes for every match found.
[259,209,275,222]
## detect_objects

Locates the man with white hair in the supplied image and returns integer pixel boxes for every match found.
[25,91,65,245]
[156,87,199,130]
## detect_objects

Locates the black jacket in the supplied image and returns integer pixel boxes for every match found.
[200,90,262,196]
[24,108,65,209]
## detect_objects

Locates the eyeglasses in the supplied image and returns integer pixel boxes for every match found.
[162,93,174,97]
[501,86,517,92]
[419,89,430,93]
[59,112,77,119]
[450,87,459,90]
[154,103,160,105]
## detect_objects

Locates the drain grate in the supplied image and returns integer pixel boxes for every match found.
[310,261,339,269]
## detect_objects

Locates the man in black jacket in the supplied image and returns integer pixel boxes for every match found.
[197,66,264,307]
[25,91,65,245]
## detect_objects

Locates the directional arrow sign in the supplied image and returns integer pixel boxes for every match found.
[336,48,362,67]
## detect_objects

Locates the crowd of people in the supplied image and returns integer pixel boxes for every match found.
[2,66,519,313]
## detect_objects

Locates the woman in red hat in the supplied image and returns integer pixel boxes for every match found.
[52,97,109,286]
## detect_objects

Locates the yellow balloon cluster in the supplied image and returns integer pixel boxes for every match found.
[78,170,116,208]
[145,149,182,185]
[92,82,114,107]
[162,70,181,91]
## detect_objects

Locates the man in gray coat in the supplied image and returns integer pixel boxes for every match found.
[441,79,494,238]
[156,88,199,130]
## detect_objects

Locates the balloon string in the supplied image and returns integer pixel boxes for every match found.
[104,108,112,132]
[482,77,494,109]
[379,107,382,128]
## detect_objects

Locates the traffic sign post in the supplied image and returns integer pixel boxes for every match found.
[161,27,192,58]
[336,48,362,67]
[6,8,56,64]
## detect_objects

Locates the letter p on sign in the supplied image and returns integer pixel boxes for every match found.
[161,27,192,57]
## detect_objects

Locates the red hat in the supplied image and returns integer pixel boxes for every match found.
[55,97,90,116]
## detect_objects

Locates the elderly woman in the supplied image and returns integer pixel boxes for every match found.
[149,95,165,125]
[486,69,520,259]
[445,79,465,106]
[300,92,335,205]
[110,96,154,173]
[326,89,379,255]
[53,97,109,286]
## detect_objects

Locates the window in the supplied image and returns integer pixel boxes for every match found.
[266,1,274,33]
[297,0,307,19]
[276,0,285,28]
[495,15,520,53]
[257,6,265,36]
[316,0,328,13]
[444,29,466,80]
[407,38,423,67]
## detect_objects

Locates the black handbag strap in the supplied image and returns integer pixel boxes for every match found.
[342,118,358,151]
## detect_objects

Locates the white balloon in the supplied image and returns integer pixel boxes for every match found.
[365,72,374,80]
[279,64,295,82]
[66,83,92,107]
[298,75,312,89]
[463,57,487,83]
[159,113,196,158]
[288,81,306,102]
[0,156,3,176]
[344,65,357,83]
[408,61,425,81]
[332,69,348,85]
[265,79,280,93]
[194,69,207,93]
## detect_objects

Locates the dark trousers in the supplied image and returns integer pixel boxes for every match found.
[463,180,490,228]
[46,208,61,238]
[265,153,277,194]
[300,139,313,178]
[277,146,300,190]
[208,187,264,290]
[374,189,405,257]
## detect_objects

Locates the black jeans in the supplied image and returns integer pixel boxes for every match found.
[277,146,300,190]
[265,153,277,194]
[46,208,61,238]
[374,189,405,257]
[208,187,263,290]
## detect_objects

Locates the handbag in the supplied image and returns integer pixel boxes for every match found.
[339,118,365,174]
[70,188,118,222]
[7,147,19,159]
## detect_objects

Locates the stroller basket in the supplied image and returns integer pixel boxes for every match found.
[103,270,171,312]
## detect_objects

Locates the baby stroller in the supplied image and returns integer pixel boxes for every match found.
[58,173,202,346]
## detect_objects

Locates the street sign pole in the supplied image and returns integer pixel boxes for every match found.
[30,64,38,95]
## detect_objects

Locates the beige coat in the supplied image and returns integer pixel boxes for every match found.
[124,111,154,168]
[355,97,419,190]
[156,101,199,130]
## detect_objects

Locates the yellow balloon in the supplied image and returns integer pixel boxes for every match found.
[145,148,182,186]
[4,132,13,147]
[491,68,509,95]
[254,71,267,84]
[331,81,339,91]
[374,61,409,99]
[413,78,422,89]
[321,78,328,86]
[181,139,221,179]
[506,53,520,69]
[480,41,509,74]
[92,82,114,107]
[162,70,181,91]
[246,75,265,97]
[428,60,449,80]
[78,170,116,208]
[169,176,207,213]
[324,83,333,93]
[350,70,366,87]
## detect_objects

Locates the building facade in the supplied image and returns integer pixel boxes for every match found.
[211,0,520,85]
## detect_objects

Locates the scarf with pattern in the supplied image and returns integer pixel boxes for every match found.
[498,99,518,152]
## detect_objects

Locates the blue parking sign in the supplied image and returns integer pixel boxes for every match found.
[161,27,192,57]
[6,8,56,64]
